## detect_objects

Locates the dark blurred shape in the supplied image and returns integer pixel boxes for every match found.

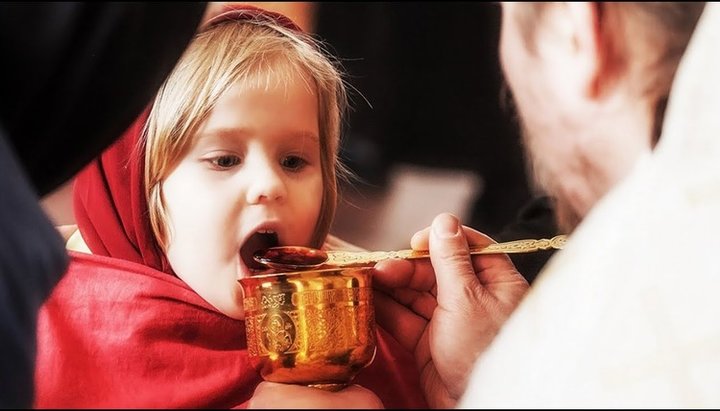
[316,2,557,281]
[315,2,531,234]
[0,3,205,407]
[0,3,204,196]
[494,196,560,284]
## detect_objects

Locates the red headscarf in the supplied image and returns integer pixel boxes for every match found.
[35,5,427,409]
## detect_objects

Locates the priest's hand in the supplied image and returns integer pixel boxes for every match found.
[246,382,384,409]
[372,213,529,408]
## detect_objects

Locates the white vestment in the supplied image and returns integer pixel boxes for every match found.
[459,3,720,408]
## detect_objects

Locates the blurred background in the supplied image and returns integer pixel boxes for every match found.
[42,2,535,252]
[315,2,534,249]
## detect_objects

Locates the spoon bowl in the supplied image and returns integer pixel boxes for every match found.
[253,246,329,270]
[253,235,568,271]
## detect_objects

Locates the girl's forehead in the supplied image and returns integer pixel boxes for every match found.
[190,72,320,143]
[232,62,316,94]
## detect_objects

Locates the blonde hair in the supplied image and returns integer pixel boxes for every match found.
[144,15,348,250]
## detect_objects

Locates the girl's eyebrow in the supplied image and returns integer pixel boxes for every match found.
[285,130,319,143]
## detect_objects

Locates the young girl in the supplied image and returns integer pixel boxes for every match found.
[35,6,426,408]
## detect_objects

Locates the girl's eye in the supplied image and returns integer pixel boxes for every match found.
[281,155,308,171]
[211,155,241,169]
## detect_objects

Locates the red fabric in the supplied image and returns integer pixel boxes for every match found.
[34,6,428,408]
[35,251,260,408]
[72,109,170,273]
[35,251,427,408]
[203,4,303,32]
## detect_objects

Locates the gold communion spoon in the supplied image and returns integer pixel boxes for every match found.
[253,235,567,271]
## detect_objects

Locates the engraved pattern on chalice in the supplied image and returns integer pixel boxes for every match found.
[261,312,296,353]
[239,267,376,391]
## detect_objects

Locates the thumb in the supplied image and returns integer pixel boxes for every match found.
[429,213,479,305]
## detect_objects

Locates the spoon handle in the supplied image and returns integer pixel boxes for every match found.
[324,235,567,267]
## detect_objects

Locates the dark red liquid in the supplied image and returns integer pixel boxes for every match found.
[255,247,327,266]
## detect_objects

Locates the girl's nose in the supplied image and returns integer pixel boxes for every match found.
[245,159,287,205]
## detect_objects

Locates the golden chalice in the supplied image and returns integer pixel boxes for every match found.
[238,267,376,391]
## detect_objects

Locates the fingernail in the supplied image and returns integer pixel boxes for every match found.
[433,214,460,238]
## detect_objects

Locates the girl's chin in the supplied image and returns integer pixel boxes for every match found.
[219,306,245,321]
